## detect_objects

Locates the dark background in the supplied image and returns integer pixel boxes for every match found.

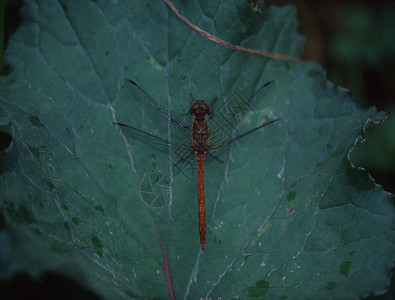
[291,0,395,196]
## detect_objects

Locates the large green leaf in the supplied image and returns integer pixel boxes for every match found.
[0,1,394,299]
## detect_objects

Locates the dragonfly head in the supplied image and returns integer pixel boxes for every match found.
[190,99,210,119]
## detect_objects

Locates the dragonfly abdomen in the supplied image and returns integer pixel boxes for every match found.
[197,154,206,250]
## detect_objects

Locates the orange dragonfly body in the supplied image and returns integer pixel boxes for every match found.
[190,99,211,249]
[115,80,277,250]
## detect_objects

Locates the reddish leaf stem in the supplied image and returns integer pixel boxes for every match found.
[162,245,175,300]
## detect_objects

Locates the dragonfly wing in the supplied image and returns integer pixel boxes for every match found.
[114,122,191,152]
[114,122,194,172]
[209,118,279,154]
[209,81,274,148]
[123,79,191,141]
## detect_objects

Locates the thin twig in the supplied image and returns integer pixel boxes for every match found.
[163,0,303,62]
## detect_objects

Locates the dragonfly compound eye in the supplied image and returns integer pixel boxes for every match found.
[190,99,210,116]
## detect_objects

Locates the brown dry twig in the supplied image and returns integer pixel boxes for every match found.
[164,0,303,62]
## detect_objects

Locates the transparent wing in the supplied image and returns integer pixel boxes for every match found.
[122,79,192,144]
[208,81,275,154]
[114,122,195,171]
[209,118,279,153]
[115,80,195,169]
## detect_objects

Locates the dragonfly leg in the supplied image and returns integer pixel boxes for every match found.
[206,97,218,121]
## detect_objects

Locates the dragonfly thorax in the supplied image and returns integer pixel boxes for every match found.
[191,118,210,155]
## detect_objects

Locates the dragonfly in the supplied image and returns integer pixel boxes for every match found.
[114,79,278,250]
